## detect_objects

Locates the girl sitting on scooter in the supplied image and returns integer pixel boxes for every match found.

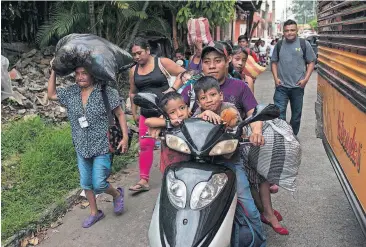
[145,92,191,173]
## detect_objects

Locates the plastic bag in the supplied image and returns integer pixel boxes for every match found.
[1,55,14,101]
[53,34,133,82]
[187,18,213,46]
[241,118,302,192]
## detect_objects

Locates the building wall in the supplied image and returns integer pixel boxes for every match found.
[234,19,247,43]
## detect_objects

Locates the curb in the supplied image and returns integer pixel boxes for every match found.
[3,188,82,247]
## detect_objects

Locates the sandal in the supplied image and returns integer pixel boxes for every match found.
[129,182,150,192]
[261,214,289,235]
[261,210,283,224]
[82,210,105,228]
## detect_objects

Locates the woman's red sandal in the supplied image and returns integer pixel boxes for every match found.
[261,214,289,235]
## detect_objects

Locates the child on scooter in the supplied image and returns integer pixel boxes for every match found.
[192,76,266,245]
[145,85,265,245]
[144,92,191,173]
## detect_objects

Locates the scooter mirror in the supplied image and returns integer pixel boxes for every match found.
[247,104,280,123]
[133,92,168,118]
[236,104,280,136]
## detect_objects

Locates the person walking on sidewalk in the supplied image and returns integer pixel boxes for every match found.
[47,64,129,228]
[238,35,259,63]
[271,19,316,135]
[128,37,185,192]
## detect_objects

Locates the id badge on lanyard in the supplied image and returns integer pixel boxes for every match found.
[78,116,89,128]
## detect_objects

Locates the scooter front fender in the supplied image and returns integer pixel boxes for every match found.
[153,161,236,247]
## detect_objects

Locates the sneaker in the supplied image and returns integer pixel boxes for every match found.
[113,187,124,215]
[82,210,105,228]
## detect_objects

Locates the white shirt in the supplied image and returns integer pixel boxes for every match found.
[269,45,275,57]
[259,45,267,55]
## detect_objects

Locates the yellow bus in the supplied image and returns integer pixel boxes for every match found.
[315,1,366,235]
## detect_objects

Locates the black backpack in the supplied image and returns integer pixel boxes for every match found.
[231,204,266,247]
[276,38,308,65]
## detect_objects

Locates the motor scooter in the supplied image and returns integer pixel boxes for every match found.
[133,93,280,247]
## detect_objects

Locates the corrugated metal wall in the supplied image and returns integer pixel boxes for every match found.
[317,1,366,110]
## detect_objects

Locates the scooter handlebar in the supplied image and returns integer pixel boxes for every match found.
[141,131,165,140]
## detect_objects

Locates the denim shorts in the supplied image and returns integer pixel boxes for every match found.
[77,153,112,194]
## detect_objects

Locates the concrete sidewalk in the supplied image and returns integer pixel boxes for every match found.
[39,71,366,247]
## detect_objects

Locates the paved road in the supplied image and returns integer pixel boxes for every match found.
[40,71,366,247]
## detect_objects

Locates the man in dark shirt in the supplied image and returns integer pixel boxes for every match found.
[182,42,267,241]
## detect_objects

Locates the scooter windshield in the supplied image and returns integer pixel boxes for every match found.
[181,118,225,151]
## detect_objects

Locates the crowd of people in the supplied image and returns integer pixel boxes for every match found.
[47,19,316,244]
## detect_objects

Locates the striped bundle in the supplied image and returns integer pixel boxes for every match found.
[187,18,213,46]
[241,118,302,192]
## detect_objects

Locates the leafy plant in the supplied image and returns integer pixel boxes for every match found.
[176,0,236,29]
[35,1,171,48]
[308,18,318,30]
[290,0,316,24]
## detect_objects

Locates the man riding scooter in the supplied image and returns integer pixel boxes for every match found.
[180,41,267,236]
[136,43,280,246]
[134,88,279,246]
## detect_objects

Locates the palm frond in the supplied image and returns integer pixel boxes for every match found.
[115,2,129,10]
[35,3,88,47]
[137,17,172,38]
[116,8,137,21]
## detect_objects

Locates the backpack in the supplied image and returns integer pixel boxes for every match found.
[231,203,266,247]
[276,38,308,65]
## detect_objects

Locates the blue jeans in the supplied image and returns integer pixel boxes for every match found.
[273,86,304,135]
[224,162,266,244]
[77,153,112,194]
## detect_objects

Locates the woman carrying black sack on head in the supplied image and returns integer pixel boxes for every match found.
[128,37,185,192]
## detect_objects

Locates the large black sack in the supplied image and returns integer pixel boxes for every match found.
[53,33,133,82]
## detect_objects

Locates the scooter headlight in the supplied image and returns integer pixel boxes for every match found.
[190,173,228,210]
[209,140,238,156]
[166,134,191,154]
[166,170,187,208]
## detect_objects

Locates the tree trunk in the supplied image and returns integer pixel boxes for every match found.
[172,12,179,51]
[97,3,104,37]
[98,24,102,37]
[220,26,225,41]
[19,20,24,41]
[106,24,110,41]
[180,28,184,48]
[8,24,13,43]
[247,11,254,38]
[89,1,96,34]
[44,1,48,22]
[125,1,150,50]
